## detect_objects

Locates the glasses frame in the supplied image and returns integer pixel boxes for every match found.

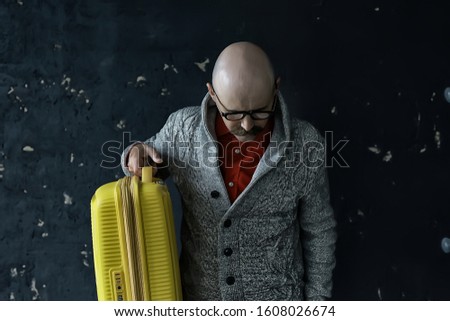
[212,84,278,121]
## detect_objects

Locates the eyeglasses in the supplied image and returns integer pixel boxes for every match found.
[212,86,277,121]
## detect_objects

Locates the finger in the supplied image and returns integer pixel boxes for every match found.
[143,144,163,163]
[136,167,142,177]
[128,162,140,177]
[128,148,143,177]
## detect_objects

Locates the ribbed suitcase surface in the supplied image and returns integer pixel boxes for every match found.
[91,167,182,300]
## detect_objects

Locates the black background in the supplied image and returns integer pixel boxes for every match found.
[1,0,449,300]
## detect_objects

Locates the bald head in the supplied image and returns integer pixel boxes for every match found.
[211,42,275,107]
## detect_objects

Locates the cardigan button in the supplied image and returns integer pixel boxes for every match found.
[226,276,235,285]
[223,219,232,228]
[210,190,220,199]
[223,248,233,256]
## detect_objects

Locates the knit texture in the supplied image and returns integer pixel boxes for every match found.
[121,92,337,300]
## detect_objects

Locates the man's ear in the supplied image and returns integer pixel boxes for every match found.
[206,82,219,106]
[275,77,281,90]
[206,82,215,97]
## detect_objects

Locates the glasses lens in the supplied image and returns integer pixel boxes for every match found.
[225,113,244,121]
[251,112,271,120]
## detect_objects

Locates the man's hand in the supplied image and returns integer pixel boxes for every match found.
[126,143,163,177]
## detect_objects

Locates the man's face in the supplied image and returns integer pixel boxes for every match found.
[212,88,276,142]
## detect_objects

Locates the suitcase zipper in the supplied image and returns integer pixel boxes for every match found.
[120,177,145,300]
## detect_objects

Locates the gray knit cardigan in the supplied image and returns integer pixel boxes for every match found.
[121,92,337,301]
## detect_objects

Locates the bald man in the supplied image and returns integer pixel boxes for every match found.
[122,42,337,301]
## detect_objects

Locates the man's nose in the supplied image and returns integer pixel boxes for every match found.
[240,115,254,132]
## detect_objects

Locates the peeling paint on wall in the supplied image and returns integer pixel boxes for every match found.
[194,58,210,72]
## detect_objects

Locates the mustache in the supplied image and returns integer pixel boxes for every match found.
[230,126,263,136]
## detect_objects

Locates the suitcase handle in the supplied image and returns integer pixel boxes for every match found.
[141,166,154,183]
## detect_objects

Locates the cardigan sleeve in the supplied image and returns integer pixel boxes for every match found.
[299,134,337,300]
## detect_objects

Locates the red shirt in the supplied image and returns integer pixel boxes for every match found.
[215,113,274,203]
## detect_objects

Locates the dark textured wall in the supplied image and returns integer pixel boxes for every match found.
[1,0,449,300]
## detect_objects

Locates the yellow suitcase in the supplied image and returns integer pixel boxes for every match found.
[90,167,182,300]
